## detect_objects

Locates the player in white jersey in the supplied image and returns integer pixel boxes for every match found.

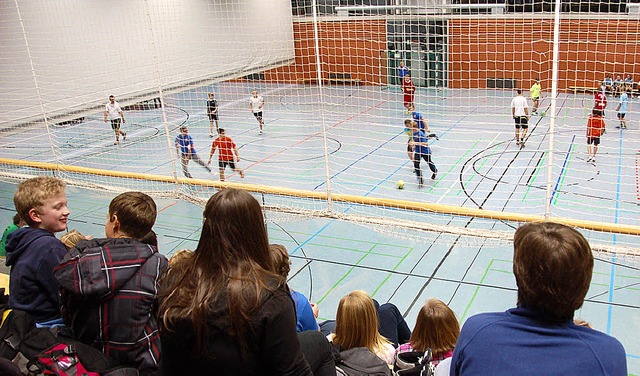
[249,90,265,134]
[511,89,530,147]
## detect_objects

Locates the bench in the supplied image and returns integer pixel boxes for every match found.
[327,73,361,85]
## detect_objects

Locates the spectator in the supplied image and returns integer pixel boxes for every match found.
[0,214,25,256]
[328,290,396,366]
[5,177,69,327]
[451,222,627,376]
[397,298,459,366]
[55,192,168,375]
[158,188,312,375]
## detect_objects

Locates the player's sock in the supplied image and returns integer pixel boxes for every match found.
[122,132,126,141]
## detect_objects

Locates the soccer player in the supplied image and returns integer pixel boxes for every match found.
[249,90,265,134]
[104,95,126,145]
[594,87,607,117]
[410,119,437,187]
[409,104,430,133]
[174,125,212,178]
[207,92,219,137]
[529,79,541,115]
[511,89,529,147]
[586,109,605,163]
[208,128,244,182]
[615,89,629,129]
[402,75,416,112]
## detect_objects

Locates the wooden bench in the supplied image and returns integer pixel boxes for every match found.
[327,73,361,85]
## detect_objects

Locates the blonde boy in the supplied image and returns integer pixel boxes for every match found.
[5,177,69,326]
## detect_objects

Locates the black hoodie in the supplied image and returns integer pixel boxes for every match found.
[5,227,67,322]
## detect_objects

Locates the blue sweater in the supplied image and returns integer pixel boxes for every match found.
[5,227,67,322]
[291,290,318,332]
[452,306,627,376]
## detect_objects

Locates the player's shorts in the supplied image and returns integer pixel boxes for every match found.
[514,116,528,129]
[218,160,236,170]
[253,111,263,121]
[617,113,625,119]
[208,112,219,121]
[110,118,121,130]
[587,137,600,146]
[531,96,539,101]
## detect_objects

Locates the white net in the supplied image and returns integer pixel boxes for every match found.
[0,0,639,253]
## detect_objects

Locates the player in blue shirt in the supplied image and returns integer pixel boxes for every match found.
[410,120,437,187]
[174,125,212,178]
[409,104,430,133]
[615,89,629,129]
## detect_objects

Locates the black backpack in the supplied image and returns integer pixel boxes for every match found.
[0,290,138,375]
[393,349,435,376]
[332,345,393,376]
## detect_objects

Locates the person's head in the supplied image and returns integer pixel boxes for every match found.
[208,92,214,99]
[60,229,87,250]
[410,298,460,355]
[252,90,258,97]
[269,244,291,279]
[218,128,226,138]
[513,222,593,321]
[625,74,631,79]
[535,79,540,84]
[13,177,69,233]
[168,249,193,266]
[333,290,389,353]
[180,125,188,135]
[516,88,523,95]
[109,95,115,103]
[616,75,621,79]
[404,119,414,128]
[404,74,411,81]
[139,230,158,248]
[399,61,405,67]
[106,192,156,240]
[12,213,25,227]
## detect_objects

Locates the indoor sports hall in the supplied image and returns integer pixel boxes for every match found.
[1,1,639,373]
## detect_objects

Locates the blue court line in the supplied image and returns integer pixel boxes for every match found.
[606,130,625,334]
[549,134,575,205]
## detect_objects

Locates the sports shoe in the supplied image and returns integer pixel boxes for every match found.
[587,156,592,162]
[516,140,521,145]
[431,170,438,180]
[239,170,245,178]
[259,130,263,135]
[591,158,596,163]
[209,133,214,137]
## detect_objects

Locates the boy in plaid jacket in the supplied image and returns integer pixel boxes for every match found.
[55,192,168,375]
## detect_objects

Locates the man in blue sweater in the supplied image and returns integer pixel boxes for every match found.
[452,222,627,376]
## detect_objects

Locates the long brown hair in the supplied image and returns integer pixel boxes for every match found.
[159,189,282,352]
[333,290,390,355]
[409,298,459,356]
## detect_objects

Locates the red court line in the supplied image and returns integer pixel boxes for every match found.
[242,99,389,173]
[159,201,179,213]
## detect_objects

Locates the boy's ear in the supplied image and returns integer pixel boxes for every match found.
[28,208,42,224]
[110,214,121,232]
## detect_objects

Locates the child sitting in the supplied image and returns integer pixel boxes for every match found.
[54,192,168,375]
[5,177,70,327]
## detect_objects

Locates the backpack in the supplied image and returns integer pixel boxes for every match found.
[333,345,393,376]
[0,291,137,376]
[393,349,435,376]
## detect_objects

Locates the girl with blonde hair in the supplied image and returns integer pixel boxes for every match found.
[329,290,396,365]
[397,298,459,365]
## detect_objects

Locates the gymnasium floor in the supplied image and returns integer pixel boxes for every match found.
[0,82,638,373]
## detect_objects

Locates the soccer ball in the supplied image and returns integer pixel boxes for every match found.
[396,180,405,189]
[541,111,546,116]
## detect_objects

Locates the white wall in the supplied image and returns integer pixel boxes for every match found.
[0,0,294,127]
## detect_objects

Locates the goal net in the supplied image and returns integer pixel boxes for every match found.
[0,0,638,253]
